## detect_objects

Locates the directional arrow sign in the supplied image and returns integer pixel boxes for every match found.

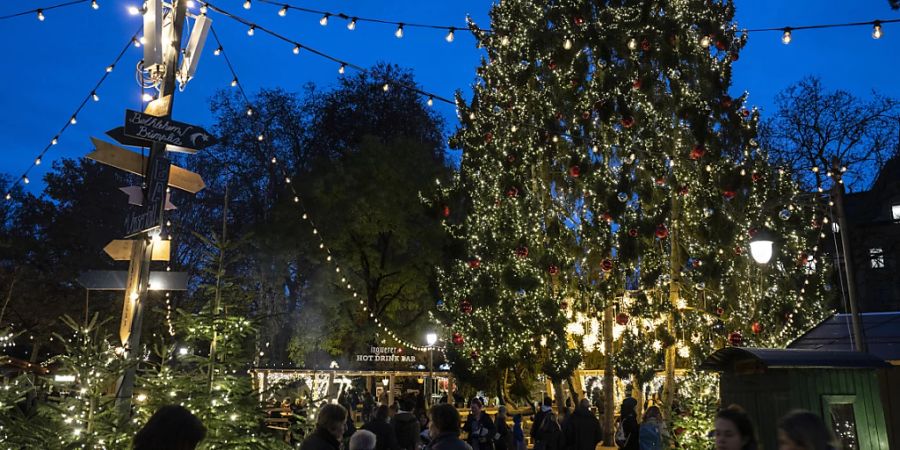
[76,270,188,291]
[103,240,171,261]
[87,137,205,193]
[106,127,196,154]
[124,109,218,151]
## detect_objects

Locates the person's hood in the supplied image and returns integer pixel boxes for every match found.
[394,412,418,423]
[573,405,593,418]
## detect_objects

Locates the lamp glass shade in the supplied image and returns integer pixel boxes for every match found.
[426,332,438,346]
[750,240,774,264]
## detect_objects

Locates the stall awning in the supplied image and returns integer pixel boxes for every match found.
[698,347,890,371]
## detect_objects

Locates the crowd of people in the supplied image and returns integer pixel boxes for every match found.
[130,395,844,450]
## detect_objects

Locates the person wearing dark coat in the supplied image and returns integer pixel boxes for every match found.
[616,398,639,450]
[427,403,473,450]
[463,398,496,450]
[364,405,400,450]
[531,396,553,447]
[562,399,603,450]
[301,404,348,450]
[394,397,421,450]
[535,412,563,450]
[493,406,514,450]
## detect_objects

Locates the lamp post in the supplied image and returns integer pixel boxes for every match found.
[426,332,437,407]
[749,229,776,264]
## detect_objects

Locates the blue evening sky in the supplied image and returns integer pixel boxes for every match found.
[1,0,898,194]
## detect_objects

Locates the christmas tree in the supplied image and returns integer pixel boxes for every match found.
[434,0,829,416]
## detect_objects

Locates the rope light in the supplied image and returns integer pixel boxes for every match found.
[3,28,140,201]
[0,0,93,21]
[208,27,442,352]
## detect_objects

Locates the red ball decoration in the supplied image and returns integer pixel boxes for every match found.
[748,227,758,238]
[715,40,726,51]
[690,145,706,160]
[728,331,743,346]
[573,16,584,26]
[560,301,568,310]
[515,246,529,258]
[484,132,493,143]
[468,258,481,269]
[452,332,464,345]
[641,39,651,51]
[602,212,613,223]
[655,177,666,186]
[615,312,629,326]
[716,307,725,316]
[751,172,762,182]
[506,186,519,198]
[548,265,559,275]
[741,109,750,117]
[723,190,736,200]
[581,111,591,120]
[548,60,557,70]
[692,259,701,268]
[600,259,614,272]
[470,350,479,359]
[460,299,473,314]
[734,246,744,255]
[628,228,638,237]
[655,224,669,239]
[752,322,763,334]
[678,186,689,196]
[441,205,451,218]
[729,52,739,61]
[721,96,733,108]
[632,79,642,89]
[620,116,635,128]
[569,165,581,178]
[674,427,686,436]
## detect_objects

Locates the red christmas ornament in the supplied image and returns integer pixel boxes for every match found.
[655,177,667,186]
[582,111,591,120]
[615,312,629,326]
[548,60,557,70]
[641,39,651,51]
[721,96,733,108]
[715,40,726,51]
[548,265,559,275]
[628,228,638,237]
[555,111,564,120]
[751,172,762,182]
[734,246,744,255]
[506,186,519,198]
[507,154,516,163]
[560,301,568,310]
[600,259,614,272]
[742,108,750,117]
[470,350,479,359]
[441,205,451,218]
[674,427,686,436]
[515,246,529,258]
[460,299,473,314]
[655,224,669,239]
[620,116,635,128]
[602,212,613,223]
[484,132,493,143]
[723,190,736,200]
[729,52,739,61]
[748,227,758,238]
[468,258,481,269]
[678,186,689,196]
[569,165,581,178]
[396,347,404,354]
[632,79,642,89]
[452,332,464,345]
[690,145,706,160]
[728,331,743,346]
[692,259,701,268]
[573,16,584,26]
[752,322,763,334]
[716,307,725,316]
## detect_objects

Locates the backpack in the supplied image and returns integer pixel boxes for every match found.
[614,420,628,448]
[638,422,661,450]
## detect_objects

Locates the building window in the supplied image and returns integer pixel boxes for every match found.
[869,248,885,269]
[893,204,900,221]
[828,403,860,450]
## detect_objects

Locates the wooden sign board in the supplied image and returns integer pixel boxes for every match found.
[77,270,188,291]
[104,239,170,261]
[123,109,217,151]
[106,127,196,154]
[124,154,169,237]
[87,138,205,193]
[144,94,171,117]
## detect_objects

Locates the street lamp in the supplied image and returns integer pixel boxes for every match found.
[749,229,776,264]
[425,332,438,407]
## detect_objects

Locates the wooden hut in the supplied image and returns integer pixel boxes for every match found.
[700,347,890,450]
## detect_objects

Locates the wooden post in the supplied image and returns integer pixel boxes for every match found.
[388,374,395,406]
[115,0,188,418]
[831,160,867,352]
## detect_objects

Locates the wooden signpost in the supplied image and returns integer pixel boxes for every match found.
[87,138,205,193]
[104,239,170,261]
[123,109,218,151]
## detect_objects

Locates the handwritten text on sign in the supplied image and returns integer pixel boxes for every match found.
[123,110,218,151]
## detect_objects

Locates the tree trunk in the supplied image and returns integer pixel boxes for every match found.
[662,194,682,417]
[553,380,566,413]
[0,269,19,326]
[602,305,615,446]
[632,376,643,422]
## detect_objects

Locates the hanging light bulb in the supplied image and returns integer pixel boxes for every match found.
[214,46,222,56]
[348,18,357,30]
[51,137,58,145]
[37,9,45,21]
[247,25,255,36]
[5,193,10,200]
[781,28,792,44]
[383,83,390,92]
[243,0,251,10]
[70,116,77,125]
[186,0,195,7]
[133,37,141,47]
[293,44,300,54]
[319,14,330,26]
[445,28,455,43]
[872,21,883,39]
[92,92,100,102]
[700,35,711,48]
[106,64,114,72]
[230,77,238,87]
[395,24,404,38]
[200,4,207,14]
[246,107,253,116]
[278,5,288,16]
[22,176,30,184]
[338,64,346,74]
[91,0,99,10]
[35,157,42,165]
[257,134,265,141]
[563,38,573,50]
[127,5,140,15]
[142,93,154,102]
[427,96,434,107]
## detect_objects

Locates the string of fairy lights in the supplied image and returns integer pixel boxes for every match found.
[0,0,97,21]
[2,28,140,201]
[207,26,442,353]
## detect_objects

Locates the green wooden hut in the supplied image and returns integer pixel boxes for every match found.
[700,347,890,450]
